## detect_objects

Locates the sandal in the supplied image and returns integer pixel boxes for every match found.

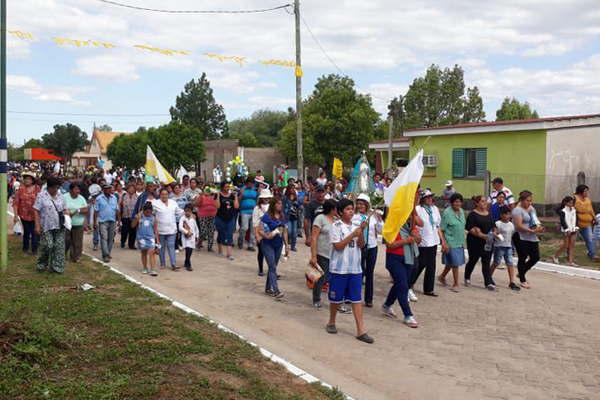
[356,333,374,344]
[326,324,338,334]
[437,276,447,287]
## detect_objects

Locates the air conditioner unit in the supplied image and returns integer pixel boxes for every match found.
[423,154,438,167]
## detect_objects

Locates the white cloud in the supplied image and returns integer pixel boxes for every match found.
[73,54,140,81]
[360,83,408,115]
[7,74,91,105]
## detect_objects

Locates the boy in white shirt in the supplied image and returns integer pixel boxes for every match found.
[490,207,519,291]
[179,204,199,271]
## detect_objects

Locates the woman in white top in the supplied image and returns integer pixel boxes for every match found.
[353,193,383,308]
[152,188,183,270]
[409,189,446,299]
[252,189,273,276]
[553,195,579,266]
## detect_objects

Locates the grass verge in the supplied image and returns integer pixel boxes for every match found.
[1,237,343,400]
[538,220,599,270]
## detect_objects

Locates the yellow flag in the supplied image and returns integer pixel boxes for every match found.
[332,158,343,179]
[382,150,424,243]
[145,145,175,185]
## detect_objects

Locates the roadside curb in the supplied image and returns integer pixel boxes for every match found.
[84,252,356,400]
[534,261,600,280]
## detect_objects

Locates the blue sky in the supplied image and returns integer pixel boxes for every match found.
[7,0,600,144]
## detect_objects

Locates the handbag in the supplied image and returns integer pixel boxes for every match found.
[51,198,67,229]
[305,261,324,288]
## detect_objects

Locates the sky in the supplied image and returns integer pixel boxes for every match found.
[7,0,600,144]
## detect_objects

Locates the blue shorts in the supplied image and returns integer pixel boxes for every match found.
[328,273,362,304]
[442,247,465,267]
[215,216,235,246]
[493,246,514,266]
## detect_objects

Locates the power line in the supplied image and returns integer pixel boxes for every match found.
[8,110,168,117]
[94,0,292,14]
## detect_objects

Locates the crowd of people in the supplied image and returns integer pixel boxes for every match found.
[8,162,600,344]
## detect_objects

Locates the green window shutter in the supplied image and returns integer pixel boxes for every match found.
[452,148,465,178]
[475,148,487,177]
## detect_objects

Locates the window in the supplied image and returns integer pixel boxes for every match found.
[452,148,487,178]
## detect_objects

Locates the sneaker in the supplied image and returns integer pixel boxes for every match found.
[404,316,419,328]
[356,333,374,344]
[338,305,352,314]
[273,291,284,299]
[265,289,275,296]
[258,271,265,277]
[464,279,471,287]
[486,284,497,291]
[313,301,322,309]
[102,257,110,263]
[408,289,418,302]
[142,268,149,274]
[93,245,98,251]
[509,282,521,291]
[150,270,158,276]
[381,305,397,318]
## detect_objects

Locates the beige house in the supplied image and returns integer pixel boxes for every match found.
[72,129,131,169]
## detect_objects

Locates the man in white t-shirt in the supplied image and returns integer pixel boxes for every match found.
[103,170,114,185]
[325,198,373,344]
[488,177,515,207]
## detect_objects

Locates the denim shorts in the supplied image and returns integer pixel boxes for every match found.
[493,246,514,266]
[215,216,235,246]
[328,273,362,304]
[442,247,465,267]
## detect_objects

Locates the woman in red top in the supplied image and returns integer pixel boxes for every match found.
[13,172,41,254]
[195,188,218,251]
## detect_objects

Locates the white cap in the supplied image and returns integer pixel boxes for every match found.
[258,189,273,199]
[445,180,453,187]
[356,193,371,204]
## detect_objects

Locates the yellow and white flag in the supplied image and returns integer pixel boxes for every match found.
[332,158,343,179]
[382,150,424,244]
[145,145,175,185]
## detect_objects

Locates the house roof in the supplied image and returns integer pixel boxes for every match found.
[404,113,600,137]
[91,130,131,153]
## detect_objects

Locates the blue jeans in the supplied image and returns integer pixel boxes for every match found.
[237,213,255,248]
[93,224,100,246]
[215,216,235,246]
[287,220,298,250]
[261,240,283,294]
[159,234,177,267]
[579,226,597,258]
[21,220,39,253]
[384,253,413,318]
[99,221,115,259]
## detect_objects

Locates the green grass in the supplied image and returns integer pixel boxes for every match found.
[0,237,344,400]
[538,219,600,270]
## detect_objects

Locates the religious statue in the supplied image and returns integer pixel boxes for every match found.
[357,150,371,195]
[213,165,223,184]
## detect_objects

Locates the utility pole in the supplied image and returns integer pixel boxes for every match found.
[0,0,7,272]
[294,0,304,183]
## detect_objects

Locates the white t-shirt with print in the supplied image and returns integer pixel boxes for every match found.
[329,219,362,275]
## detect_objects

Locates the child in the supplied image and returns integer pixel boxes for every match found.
[491,207,519,291]
[179,204,199,271]
[490,192,507,222]
[132,201,159,276]
[553,196,579,266]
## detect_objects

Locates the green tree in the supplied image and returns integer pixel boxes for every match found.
[495,97,539,121]
[41,123,88,163]
[23,138,44,148]
[278,74,380,169]
[107,128,149,170]
[8,143,24,161]
[147,122,205,172]
[229,109,290,147]
[96,124,112,132]
[387,96,405,136]
[169,73,228,139]
[401,64,485,129]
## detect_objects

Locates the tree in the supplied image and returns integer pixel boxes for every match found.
[229,109,291,147]
[169,73,228,139]
[401,64,485,129]
[8,143,24,161]
[41,123,88,162]
[495,97,539,121]
[96,124,112,132]
[278,74,380,170]
[106,128,148,170]
[147,122,205,172]
[387,96,405,136]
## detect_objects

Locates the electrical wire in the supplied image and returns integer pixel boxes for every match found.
[8,110,168,117]
[93,0,292,15]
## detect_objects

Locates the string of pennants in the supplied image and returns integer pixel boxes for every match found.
[8,30,303,77]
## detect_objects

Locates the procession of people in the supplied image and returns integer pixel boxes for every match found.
[8,157,600,345]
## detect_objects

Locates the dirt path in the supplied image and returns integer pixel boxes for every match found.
[84,234,600,400]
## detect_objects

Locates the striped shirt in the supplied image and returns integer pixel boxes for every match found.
[329,219,362,275]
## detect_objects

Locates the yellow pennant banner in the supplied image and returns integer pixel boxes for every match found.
[134,44,190,56]
[205,53,246,66]
[9,30,34,40]
[53,37,116,49]
[260,59,296,67]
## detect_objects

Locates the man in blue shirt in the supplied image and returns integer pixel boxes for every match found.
[94,184,120,262]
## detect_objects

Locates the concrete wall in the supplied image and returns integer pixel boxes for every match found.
[243,147,285,177]
[545,126,600,204]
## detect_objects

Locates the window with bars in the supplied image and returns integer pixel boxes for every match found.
[452,148,487,178]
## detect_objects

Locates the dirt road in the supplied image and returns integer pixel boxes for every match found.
[84,236,600,400]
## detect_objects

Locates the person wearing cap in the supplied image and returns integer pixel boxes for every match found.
[253,189,273,276]
[33,177,67,273]
[196,187,218,252]
[304,185,326,246]
[488,177,515,207]
[63,182,88,263]
[238,177,258,251]
[409,189,446,299]
[13,170,41,254]
[353,193,383,307]
[442,180,455,207]
[94,184,120,263]
[326,198,374,344]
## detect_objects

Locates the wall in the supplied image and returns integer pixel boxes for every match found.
[243,147,285,177]
[410,130,547,202]
[545,126,600,204]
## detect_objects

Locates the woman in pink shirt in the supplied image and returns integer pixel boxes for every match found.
[196,188,217,251]
[13,172,41,254]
